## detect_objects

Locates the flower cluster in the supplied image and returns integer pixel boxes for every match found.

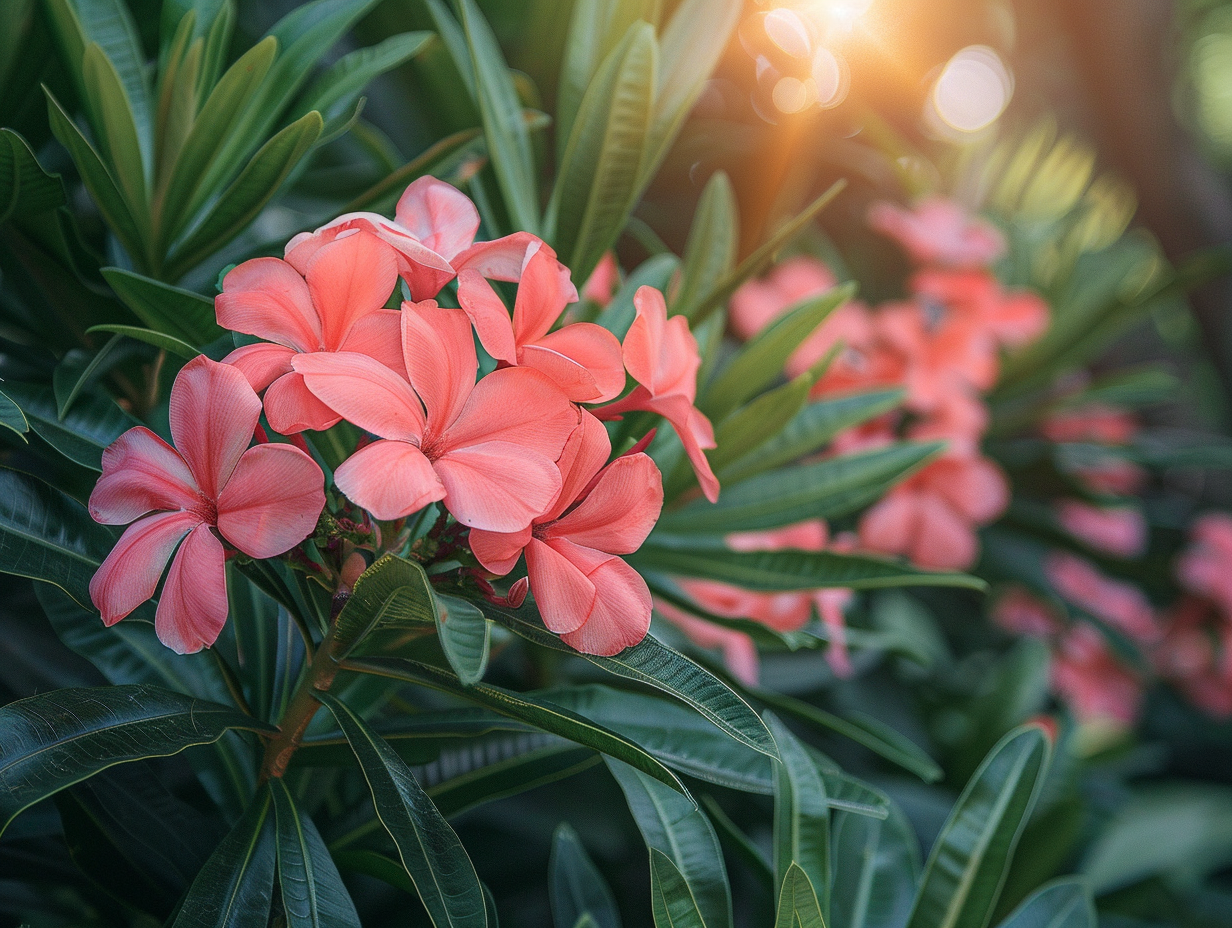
[88,178,718,656]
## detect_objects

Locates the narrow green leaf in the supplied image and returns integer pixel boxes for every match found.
[608,759,732,928]
[317,692,489,928]
[719,390,905,485]
[294,31,433,125]
[550,823,622,928]
[766,713,829,919]
[697,373,812,485]
[172,792,277,928]
[2,380,140,471]
[427,742,599,818]
[102,267,223,346]
[269,779,361,928]
[0,128,66,223]
[701,795,774,891]
[0,388,29,438]
[435,593,491,686]
[0,684,274,837]
[650,848,708,928]
[339,127,483,214]
[86,324,200,360]
[906,726,1051,928]
[703,284,855,421]
[655,442,943,534]
[332,553,437,659]
[82,42,148,219]
[994,880,1094,928]
[773,862,826,928]
[54,333,125,417]
[672,171,738,319]
[831,805,920,928]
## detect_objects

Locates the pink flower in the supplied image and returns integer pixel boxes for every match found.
[1042,404,1138,445]
[470,413,664,655]
[582,251,620,307]
[1155,596,1232,717]
[218,231,404,433]
[1055,500,1147,559]
[656,601,761,685]
[1044,551,1159,643]
[911,269,1049,349]
[1051,623,1142,725]
[906,390,990,458]
[457,242,624,403]
[730,256,838,341]
[1176,513,1232,617]
[992,587,1062,638]
[867,198,1006,269]
[88,357,325,653]
[875,299,999,411]
[293,302,578,530]
[595,287,720,502]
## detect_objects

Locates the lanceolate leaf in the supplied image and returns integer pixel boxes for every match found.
[2,380,140,471]
[994,880,1094,928]
[550,823,622,928]
[101,267,223,346]
[479,602,776,758]
[672,171,737,320]
[0,128,66,223]
[0,684,275,837]
[332,554,438,659]
[172,791,277,928]
[317,691,488,928]
[294,31,433,127]
[906,726,1051,928]
[765,713,830,920]
[435,593,491,686]
[607,758,732,928]
[81,42,148,220]
[0,388,28,438]
[650,849,708,928]
[87,324,200,360]
[269,778,361,928]
[340,127,483,213]
[831,805,921,928]
[773,862,826,928]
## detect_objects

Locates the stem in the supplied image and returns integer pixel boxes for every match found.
[259,619,343,783]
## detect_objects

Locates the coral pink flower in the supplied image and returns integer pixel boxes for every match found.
[594,287,719,502]
[656,600,761,685]
[218,231,403,433]
[582,251,620,307]
[911,270,1049,349]
[784,300,905,402]
[993,587,1062,638]
[1176,513,1232,617]
[875,299,999,411]
[868,198,1006,269]
[906,390,990,458]
[88,357,325,653]
[457,243,624,403]
[294,302,578,530]
[1051,623,1142,725]
[1042,403,1138,445]
[730,255,838,341]
[1055,500,1147,559]
[1044,551,1159,643]
[470,413,664,655]
[1155,596,1232,716]
[1071,457,1147,497]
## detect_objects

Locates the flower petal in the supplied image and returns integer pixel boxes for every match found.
[222,342,297,393]
[641,394,718,503]
[334,439,444,521]
[89,510,201,626]
[910,495,978,570]
[401,302,477,432]
[155,522,228,654]
[216,257,321,351]
[169,356,262,500]
[305,229,398,349]
[453,232,579,302]
[90,427,199,524]
[394,176,480,261]
[512,243,571,345]
[543,411,611,523]
[547,453,662,554]
[216,444,325,558]
[469,525,532,576]
[263,371,343,434]
[457,269,518,364]
[525,537,596,634]
[434,440,563,532]
[623,287,702,401]
[440,366,578,462]
[858,492,917,558]
[554,542,651,656]
[521,323,625,403]
[293,351,424,442]
[337,308,409,375]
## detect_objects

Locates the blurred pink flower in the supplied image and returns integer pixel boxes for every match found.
[1045,551,1159,643]
[1056,500,1147,559]
[89,357,325,653]
[911,269,1049,349]
[1155,596,1232,717]
[1051,623,1142,725]
[993,587,1063,638]
[730,255,838,340]
[1176,512,1232,617]
[582,251,620,307]
[1042,403,1138,445]
[868,197,1006,269]
[656,601,761,686]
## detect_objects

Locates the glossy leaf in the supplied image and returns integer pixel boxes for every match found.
[269,778,361,928]
[906,725,1051,928]
[2,380,140,471]
[0,388,28,438]
[172,791,277,928]
[698,373,812,486]
[81,42,148,220]
[0,128,66,223]
[295,31,432,126]
[435,593,491,686]
[650,848,708,928]
[608,759,731,928]
[427,741,598,818]
[550,823,622,928]
[86,324,200,360]
[773,862,826,928]
[672,171,738,320]
[831,805,921,928]
[0,684,274,837]
[53,335,126,417]
[766,713,830,919]
[332,553,437,659]
[317,692,488,928]
[101,267,223,347]
[994,880,1094,928]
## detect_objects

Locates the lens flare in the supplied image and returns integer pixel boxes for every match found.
[930,46,1014,133]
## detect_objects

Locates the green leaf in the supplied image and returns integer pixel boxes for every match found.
[632,543,983,593]
[2,380,140,471]
[650,848,709,928]
[317,691,488,928]
[596,252,678,338]
[435,593,491,686]
[0,128,66,224]
[101,267,224,347]
[719,390,905,485]
[694,374,811,489]
[672,171,738,320]
[766,713,829,919]
[552,20,656,284]
[45,87,145,261]
[0,388,29,439]
[454,0,539,233]
[81,42,148,220]
[332,554,438,659]
[269,779,361,928]
[656,442,941,535]
[994,880,1094,928]
[831,805,921,928]
[773,862,826,928]
[607,758,732,928]
[702,285,855,421]
[550,823,622,928]
[54,333,125,417]
[168,110,324,275]
[427,741,598,818]
[172,791,277,928]
[690,181,846,323]
[0,684,274,837]
[906,726,1051,928]
[0,466,113,605]
[86,324,200,360]
[480,603,776,758]
[346,656,689,797]
[294,31,432,126]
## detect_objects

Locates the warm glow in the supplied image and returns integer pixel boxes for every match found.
[764,8,812,58]
[931,46,1013,133]
[773,75,815,113]
[811,46,847,107]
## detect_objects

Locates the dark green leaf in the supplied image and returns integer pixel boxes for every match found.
[550,823,622,928]
[435,593,491,686]
[269,778,361,928]
[317,691,488,928]
[650,848,708,928]
[831,805,921,928]
[340,127,483,214]
[672,171,737,320]
[773,862,825,928]
[54,334,125,417]
[766,713,829,919]
[0,388,28,438]
[294,32,432,126]
[427,741,599,818]
[695,374,812,489]
[0,128,66,224]
[81,42,148,221]
[86,324,200,360]
[2,380,139,471]
[995,880,1094,928]
[101,267,223,347]
[0,684,274,836]
[332,553,437,659]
